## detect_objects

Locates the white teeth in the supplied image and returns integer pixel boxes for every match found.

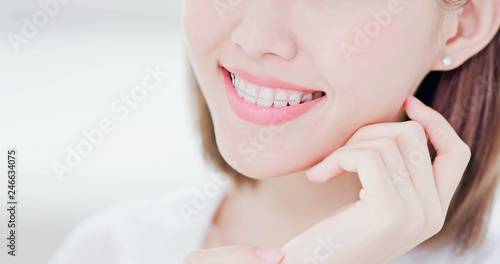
[256,87,274,107]
[273,89,288,107]
[300,93,312,103]
[288,91,301,106]
[244,84,257,104]
[236,78,246,97]
[230,72,323,107]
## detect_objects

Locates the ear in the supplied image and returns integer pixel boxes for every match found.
[431,0,500,71]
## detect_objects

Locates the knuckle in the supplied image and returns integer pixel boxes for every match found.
[436,217,446,233]
[364,148,381,159]
[405,121,426,138]
[429,216,446,235]
[426,207,445,235]
[431,216,446,235]
[460,142,472,160]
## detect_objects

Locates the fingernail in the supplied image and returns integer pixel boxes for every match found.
[255,247,284,262]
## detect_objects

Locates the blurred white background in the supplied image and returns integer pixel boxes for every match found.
[0,1,499,264]
[0,1,209,263]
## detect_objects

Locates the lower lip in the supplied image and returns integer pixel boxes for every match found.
[223,67,325,126]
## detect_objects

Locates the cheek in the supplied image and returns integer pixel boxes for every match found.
[183,0,227,61]
[311,3,437,118]
[183,0,230,122]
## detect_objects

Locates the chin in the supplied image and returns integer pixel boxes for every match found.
[215,132,337,180]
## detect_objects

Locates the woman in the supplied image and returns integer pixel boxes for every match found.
[51,0,500,263]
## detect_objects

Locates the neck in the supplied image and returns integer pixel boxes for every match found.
[252,170,362,218]
[206,170,362,248]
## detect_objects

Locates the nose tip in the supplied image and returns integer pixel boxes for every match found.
[231,29,298,60]
[230,4,298,61]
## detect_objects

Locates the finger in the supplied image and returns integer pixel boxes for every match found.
[404,95,472,211]
[184,246,284,264]
[306,147,399,205]
[337,137,422,212]
[341,120,441,225]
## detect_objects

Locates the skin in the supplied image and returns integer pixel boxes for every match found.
[182,0,500,263]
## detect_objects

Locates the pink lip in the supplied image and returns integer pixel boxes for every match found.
[222,66,326,126]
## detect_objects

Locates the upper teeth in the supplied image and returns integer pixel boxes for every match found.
[230,73,323,107]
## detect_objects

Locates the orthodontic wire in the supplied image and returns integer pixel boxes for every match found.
[230,73,308,103]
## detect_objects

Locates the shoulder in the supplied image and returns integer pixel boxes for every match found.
[49,173,230,264]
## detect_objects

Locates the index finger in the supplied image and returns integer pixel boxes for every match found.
[404,95,472,211]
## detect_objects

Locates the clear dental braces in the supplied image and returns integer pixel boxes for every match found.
[230,73,308,103]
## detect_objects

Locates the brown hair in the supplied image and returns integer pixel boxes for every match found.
[186,1,500,255]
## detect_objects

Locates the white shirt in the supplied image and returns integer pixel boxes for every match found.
[49,173,500,264]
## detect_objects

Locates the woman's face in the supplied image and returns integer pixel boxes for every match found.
[182,0,443,179]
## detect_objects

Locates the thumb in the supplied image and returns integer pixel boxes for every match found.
[183,245,284,264]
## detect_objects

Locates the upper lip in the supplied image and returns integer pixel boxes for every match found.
[223,66,320,93]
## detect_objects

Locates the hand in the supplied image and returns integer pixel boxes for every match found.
[280,95,472,264]
[183,246,284,264]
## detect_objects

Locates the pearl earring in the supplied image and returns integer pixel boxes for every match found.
[442,56,452,67]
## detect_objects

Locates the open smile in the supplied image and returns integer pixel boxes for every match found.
[222,66,326,126]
